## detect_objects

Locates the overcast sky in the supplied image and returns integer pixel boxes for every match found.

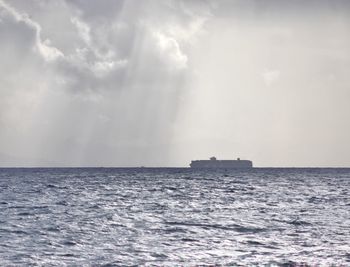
[0,0,349,167]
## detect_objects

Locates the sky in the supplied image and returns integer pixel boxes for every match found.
[0,0,349,167]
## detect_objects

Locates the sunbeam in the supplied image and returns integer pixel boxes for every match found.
[0,0,350,167]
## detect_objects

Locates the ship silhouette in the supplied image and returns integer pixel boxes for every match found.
[190,157,253,168]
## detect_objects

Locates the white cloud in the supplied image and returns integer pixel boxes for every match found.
[0,0,63,62]
[262,69,280,86]
[71,16,91,44]
[92,59,128,78]
[3,0,348,167]
[155,31,188,69]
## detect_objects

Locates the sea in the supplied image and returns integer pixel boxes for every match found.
[0,168,349,266]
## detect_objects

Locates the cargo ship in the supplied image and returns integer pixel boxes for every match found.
[190,157,253,169]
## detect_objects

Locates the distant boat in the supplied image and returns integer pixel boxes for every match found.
[190,157,253,169]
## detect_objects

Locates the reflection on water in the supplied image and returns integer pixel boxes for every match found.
[0,168,349,266]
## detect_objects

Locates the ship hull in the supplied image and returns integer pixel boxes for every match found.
[190,160,253,169]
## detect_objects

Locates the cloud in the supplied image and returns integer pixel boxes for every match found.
[71,16,91,44]
[46,0,210,94]
[0,0,211,166]
[0,0,63,62]
[262,69,280,86]
[2,0,349,167]
[1,0,211,94]
[155,31,188,69]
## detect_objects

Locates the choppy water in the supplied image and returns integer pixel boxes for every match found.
[0,168,349,266]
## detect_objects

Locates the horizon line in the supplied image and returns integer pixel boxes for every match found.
[0,166,350,169]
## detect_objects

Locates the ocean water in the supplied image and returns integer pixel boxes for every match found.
[0,168,349,266]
